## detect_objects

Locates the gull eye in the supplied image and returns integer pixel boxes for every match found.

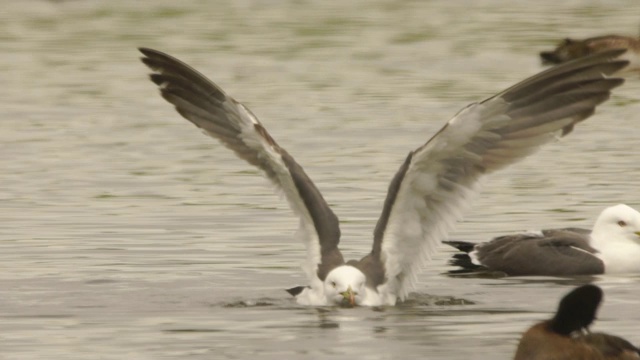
[618,220,627,227]
[331,281,336,288]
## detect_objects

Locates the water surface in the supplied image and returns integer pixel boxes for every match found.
[2,1,640,359]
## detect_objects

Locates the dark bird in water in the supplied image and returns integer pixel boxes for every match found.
[540,34,639,71]
[514,285,640,360]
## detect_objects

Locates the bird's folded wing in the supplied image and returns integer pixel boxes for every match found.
[475,232,603,276]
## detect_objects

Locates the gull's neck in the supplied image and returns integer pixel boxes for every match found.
[591,228,640,273]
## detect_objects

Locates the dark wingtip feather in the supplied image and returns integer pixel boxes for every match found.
[149,73,166,86]
[608,77,626,89]
[560,108,595,137]
[285,286,308,297]
[140,56,160,71]
[540,51,561,65]
[498,49,629,105]
[139,48,166,67]
[139,47,163,58]
[607,59,630,75]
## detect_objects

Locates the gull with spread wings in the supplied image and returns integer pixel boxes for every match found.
[140,47,627,306]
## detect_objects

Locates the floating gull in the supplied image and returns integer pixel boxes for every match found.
[514,285,639,359]
[445,204,640,276]
[140,47,627,306]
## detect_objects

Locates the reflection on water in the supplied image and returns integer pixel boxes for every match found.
[1,0,640,359]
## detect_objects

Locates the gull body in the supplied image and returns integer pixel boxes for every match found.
[445,204,640,276]
[140,47,627,306]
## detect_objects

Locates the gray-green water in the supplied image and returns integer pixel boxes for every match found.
[2,1,640,359]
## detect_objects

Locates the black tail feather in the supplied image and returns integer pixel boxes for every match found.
[448,253,483,271]
[443,240,476,253]
[443,240,488,274]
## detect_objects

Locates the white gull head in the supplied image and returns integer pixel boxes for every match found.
[323,265,366,306]
[591,204,640,273]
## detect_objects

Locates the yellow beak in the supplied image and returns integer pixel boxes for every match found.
[341,286,356,306]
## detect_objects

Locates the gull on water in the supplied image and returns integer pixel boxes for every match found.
[445,204,640,276]
[140,47,627,306]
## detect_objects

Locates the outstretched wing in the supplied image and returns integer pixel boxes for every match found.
[139,48,344,285]
[370,49,628,300]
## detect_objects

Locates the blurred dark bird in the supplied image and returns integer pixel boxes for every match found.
[540,34,639,71]
[514,285,640,360]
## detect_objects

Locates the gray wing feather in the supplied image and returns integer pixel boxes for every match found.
[140,48,344,282]
[475,230,604,276]
[371,49,627,298]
